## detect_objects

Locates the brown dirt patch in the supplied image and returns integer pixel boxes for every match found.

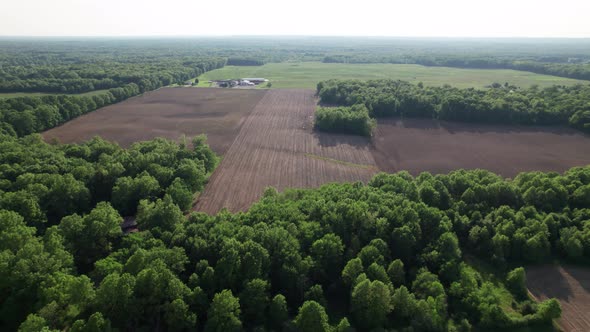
[42,87,267,155]
[372,118,590,177]
[527,265,590,332]
[194,89,378,214]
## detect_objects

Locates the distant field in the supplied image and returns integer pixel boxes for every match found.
[196,62,587,89]
[42,88,267,155]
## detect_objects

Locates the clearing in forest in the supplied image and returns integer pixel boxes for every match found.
[527,265,590,332]
[196,62,587,89]
[42,87,267,155]
[372,118,590,178]
[194,89,378,214]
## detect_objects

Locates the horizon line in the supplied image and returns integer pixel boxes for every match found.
[1,35,590,40]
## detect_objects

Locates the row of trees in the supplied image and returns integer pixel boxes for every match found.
[5,133,589,330]
[226,58,267,66]
[0,83,135,136]
[0,58,226,93]
[314,105,376,136]
[316,79,590,132]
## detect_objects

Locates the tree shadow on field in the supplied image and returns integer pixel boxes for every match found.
[379,117,442,131]
[526,265,574,301]
[439,121,587,136]
[313,130,372,149]
[377,116,589,137]
[562,265,590,294]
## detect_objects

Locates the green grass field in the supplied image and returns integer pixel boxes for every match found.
[0,89,110,99]
[197,62,587,89]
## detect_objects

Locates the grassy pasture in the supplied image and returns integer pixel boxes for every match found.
[197,62,587,89]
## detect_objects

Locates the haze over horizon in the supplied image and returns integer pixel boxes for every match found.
[2,0,589,38]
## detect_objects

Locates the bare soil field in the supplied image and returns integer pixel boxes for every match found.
[42,87,267,155]
[372,118,590,177]
[42,87,590,213]
[194,89,378,214]
[527,265,590,332]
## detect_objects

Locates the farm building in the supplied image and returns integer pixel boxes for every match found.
[239,80,255,86]
[241,78,268,84]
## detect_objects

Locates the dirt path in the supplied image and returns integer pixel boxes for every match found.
[195,89,378,214]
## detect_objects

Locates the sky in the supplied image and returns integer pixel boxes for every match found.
[1,0,590,38]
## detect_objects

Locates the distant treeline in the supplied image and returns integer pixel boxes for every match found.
[316,79,590,135]
[0,58,226,136]
[0,58,226,94]
[226,57,266,66]
[323,55,590,81]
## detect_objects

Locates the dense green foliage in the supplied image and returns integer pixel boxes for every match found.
[0,41,226,93]
[0,134,217,226]
[315,104,376,136]
[0,85,134,136]
[317,79,590,132]
[5,130,590,329]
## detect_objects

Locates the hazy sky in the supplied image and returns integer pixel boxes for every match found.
[2,0,589,37]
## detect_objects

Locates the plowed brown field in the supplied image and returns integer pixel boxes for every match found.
[42,87,267,154]
[372,118,590,177]
[527,265,590,332]
[42,87,590,213]
[194,89,378,214]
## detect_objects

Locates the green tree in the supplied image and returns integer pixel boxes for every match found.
[342,257,364,287]
[111,173,160,216]
[392,285,416,319]
[310,233,344,284]
[304,284,327,308]
[205,290,242,332]
[367,262,389,283]
[268,294,288,331]
[387,259,405,286]
[94,273,136,328]
[164,299,197,331]
[70,312,112,332]
[17,314,53,332]
[334,317,351,332]
[136,195,184,232]
[351,279,392,330]
[166,178,194,212]
[294,301,331,332]
[58,202,122,270]
[240,279,269,326]
[506,267,527,299]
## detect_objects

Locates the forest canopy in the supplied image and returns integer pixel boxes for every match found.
[316,79,590,133]
[3,130,590,330]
